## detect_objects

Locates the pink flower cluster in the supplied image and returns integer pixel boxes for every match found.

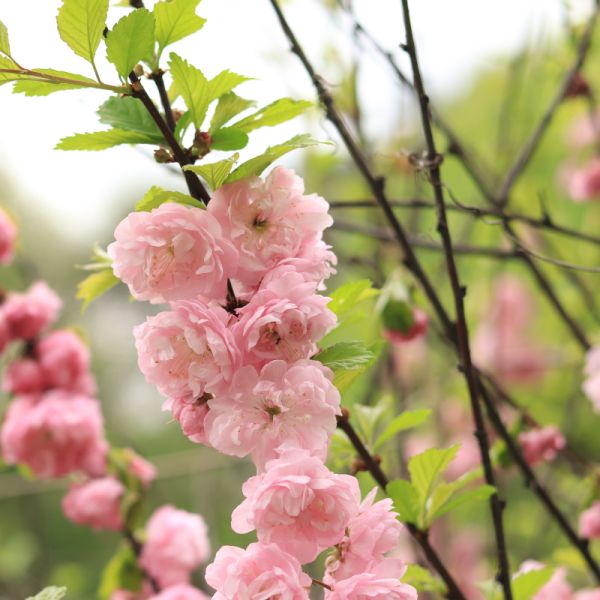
[518,425,565,466]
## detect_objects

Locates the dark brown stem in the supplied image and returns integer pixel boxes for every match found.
[129,0,144,7]
[311,578,332,591]
[151,71,177,133]
[337,418,466,600]
[398,1,512,597]
[124,529,160,594]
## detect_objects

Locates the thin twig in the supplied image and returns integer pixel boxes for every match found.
[0,68,127,93]
[311,578,332,591]
[150,71,177,132]
[124,529,160,594]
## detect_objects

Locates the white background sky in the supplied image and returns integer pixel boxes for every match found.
[0,0,594,244]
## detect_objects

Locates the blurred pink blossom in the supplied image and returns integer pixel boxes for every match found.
[582,345,600,412]
[62,477,125,531]
[574,590,600,600]
[516,561,573,600]
[0,207,17,266]
[149,585,210,600]
[567,158,600,202]
[383,307,429,345]
[3,358,45,395]
[125,449,156,489]
[579,501,600,540]
[232,448,360,563]
[518,426,565,465]
[139,505,211,589]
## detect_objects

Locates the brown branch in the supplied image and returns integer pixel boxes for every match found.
[124,529,160,594]
[150,71,177,133]
[311,578,332,591]
[337,417,466,600]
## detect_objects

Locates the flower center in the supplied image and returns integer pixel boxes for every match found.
[148,244,175,286]
[167,336,211,379]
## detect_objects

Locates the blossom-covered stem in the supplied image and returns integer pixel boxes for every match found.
[127,72,210,205]
[151,72,177,133]
[124,529,160,594]
[496,3,600,205]
[336,417,467,600]
[311,578,332,591]
[477,379,600,584]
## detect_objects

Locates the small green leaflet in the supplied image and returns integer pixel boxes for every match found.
[168,79,180,104]
[98,543,144,600]
[210,127,249,151]
[135,189,206,212]
[210,92,256,133]
[97,96,165,142]
[106,8,156,79]
[315,340,374,371]
[169,53,209,131]
[0,55,26,86]
[13,69,95,96]
[0,20,11,58]
[402,564,447,595]
[512,567,553,600]
[208,70,253,104]
[77,269,120,312]
[57,0,109,68]
[408,445,460,507]
[56,128,160,151]
[373,409,431,451]
[26,587,67,600]
[386,479,420,523]
[154,0,206,58]
[183,154,239,192]
[333,339,385,394]
[328,279,379,322]
[426,484,496,525]
[226,134,328,183]
[382,298,415,334]
[233,98,312,133]
[76,242,113,271]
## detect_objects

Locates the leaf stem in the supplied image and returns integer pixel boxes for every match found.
[311,578,332,591]
[0,68,127,93]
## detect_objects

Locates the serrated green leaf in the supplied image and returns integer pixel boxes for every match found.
[174,109,192,142]
[210,92,257,133]
[154,0,206,57]
[183,153,239,191]
[329,429,356,469]
[97,95,165,141]
[386,479,420,523]
[333,339,385,394]
[226,134,328,183]
[169,52,208,130]
[512,567,553,600]
[373,409,431,452]
[12,68,96,96]
[208,69,253,104]
[106,8,155,78]
[233,98,312,133]
[77,269,120,311]
[403,564,447,594]
[210,127,249,151]
[135,189,205,211]
[0,21,11,58]
[56,128,160,151]
[315,340,374,371]
[0,55,28,87]
[408,445,460,507]
[98,543,143,600]
[26,587,67,600]
[382,298,415,334]
[328,280,380,318]
[168,79,180,103]
[427,484,496,525]
[57,0,109,67]
[352,395,392,446]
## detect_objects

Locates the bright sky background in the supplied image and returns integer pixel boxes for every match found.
[0,0,594,244]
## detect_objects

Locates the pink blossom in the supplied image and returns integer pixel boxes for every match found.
[108,203,239,304]
[574,590,600,600]
[62,477,125,531]
[582,345,600,412]
[0,312,11,356]
[327,558,416,600]
[579,501,600,540]
[565,111,600,149]
[567,158,600,202]
[383,308,429,345]
[232,448,360,563]
[0,391,108,478]
[36,329,97,395]
[124,448,157,489]
[205,359,341,472]
[3,281,62,341]
[208,166,333,286]
[516,561,573,600]
[518,426,565,465]
[149,585,210,600]
[163,396,210,445]
[135,303,240,403]
[325,488,403,583]
[139,505,211,589]
[0,207,17,266]
[3,358,45,395]
[205,543,311,600]
[233,271,336,363]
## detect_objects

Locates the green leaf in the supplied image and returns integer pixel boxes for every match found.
[408,445,460,507]
[26,587,67,600]
[315,340,374,371]
[386,479,420,523]
[512,567,553,600]
[183,153,239,191]
[57,0,109,68]
[210,92,257,133]
[56,128,160,151]
[76,269,120,311]
[382,298,415,334]
[233,98,312,133]
[402,564,447,595]
[210,127,249,151]
[208,69,253,104]
[12,68,96,96]
[106,8,156,78]
[76,243,113,271]
[373,409,431,452]
[154,0,206,56]
[98,543,143,600]
[333,339,385,394]
[174,110,192,142]
[328,280,380,319]
[352,395,392,447]
[427,484,496,524]
[97,95,165,141]
[226,134,328,183]
[0,21,11,58]
[169,52,209,130]
[0,55,26,86]
[135,189,205,211]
